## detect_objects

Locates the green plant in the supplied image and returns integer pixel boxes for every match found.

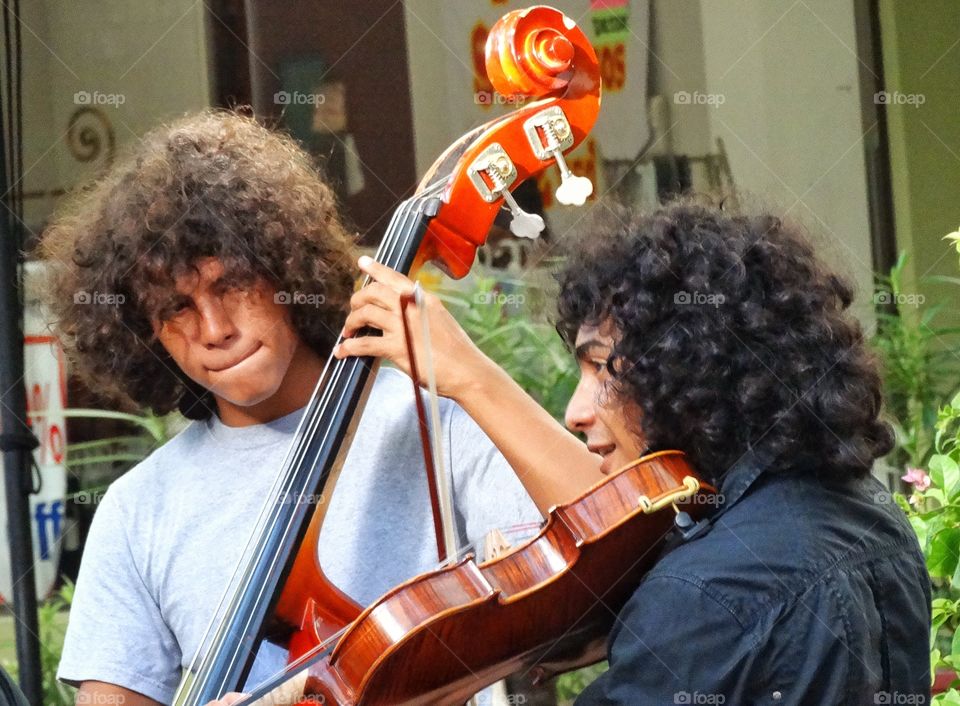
[900,392,960,702]
[873,252,960,469]
[12,408,180,696]
[30,406,180,499]
[436,273,578,422]
[893,235,960,703]
[947,228,960,268]
[3,581,76,706]
[554,662,607,704]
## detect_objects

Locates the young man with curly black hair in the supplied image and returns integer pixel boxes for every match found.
[40,111,550,706]
[338,199,932,705]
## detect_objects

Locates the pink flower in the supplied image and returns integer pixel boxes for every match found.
[902,467,931,492]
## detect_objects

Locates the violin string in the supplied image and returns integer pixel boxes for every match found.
[183,198,418,702]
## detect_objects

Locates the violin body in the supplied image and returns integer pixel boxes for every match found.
[252,451,714,705]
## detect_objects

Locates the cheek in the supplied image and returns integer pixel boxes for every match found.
[246,304,301,370]
[156,326,196,373]
[261,309,299,353]
[598,398,645,453]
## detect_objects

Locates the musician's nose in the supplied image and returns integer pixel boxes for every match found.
[565,376,597,433]
[197,295,239,348]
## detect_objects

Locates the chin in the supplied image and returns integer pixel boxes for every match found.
[230,384,285,408]
[603,453,637,475]
[209,374,285,409]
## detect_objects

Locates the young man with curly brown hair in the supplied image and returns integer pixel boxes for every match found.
[41,111,545,706]
[338,200,932,705]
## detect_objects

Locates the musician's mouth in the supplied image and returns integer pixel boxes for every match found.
[589,443,617,474]
[207,342,264,373]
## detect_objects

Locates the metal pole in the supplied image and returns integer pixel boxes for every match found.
[0,79,43,705]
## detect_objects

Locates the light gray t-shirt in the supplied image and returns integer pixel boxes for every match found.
[57,368,540,703]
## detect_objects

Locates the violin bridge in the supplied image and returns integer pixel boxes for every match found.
[637,475,701,514]
[482,528,513,561]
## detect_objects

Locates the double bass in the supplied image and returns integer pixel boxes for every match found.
[173,7,714,705]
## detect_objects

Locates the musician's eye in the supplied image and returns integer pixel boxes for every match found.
[159,299,192,320]
[580,357,611,378]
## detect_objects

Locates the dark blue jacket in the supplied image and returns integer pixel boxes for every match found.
[576,452,931,706]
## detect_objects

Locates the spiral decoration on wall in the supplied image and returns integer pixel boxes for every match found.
[67,107,115,166]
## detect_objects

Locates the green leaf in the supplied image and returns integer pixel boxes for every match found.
[928,488,948,505]
[927,528,960,579]
[934,621,950,650]
[912,514,930,548]
[935,689,960,706]
[933,454,960,499]
[950,626,960,664]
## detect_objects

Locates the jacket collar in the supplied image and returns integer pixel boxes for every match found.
[714,447,775,516]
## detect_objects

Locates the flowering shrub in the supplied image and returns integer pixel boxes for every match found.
[900,391,960,702]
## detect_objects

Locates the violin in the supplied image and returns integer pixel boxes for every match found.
[172,6,714,705]
[249,450,711,705]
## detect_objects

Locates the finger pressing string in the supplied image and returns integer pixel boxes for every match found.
[350,282,402,312]
[359,255,417,294]
[333,335,388,359]
[342,304,394,338]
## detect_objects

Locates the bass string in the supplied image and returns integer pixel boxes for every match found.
[230,186,440,630]
[213,196,424,669]
[231,194,493,705]
[186,190,436,702]
[225,191,435,680]
[181,198,416,703]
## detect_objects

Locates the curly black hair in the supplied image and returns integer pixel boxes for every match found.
[556,199,894,482]
[39,110,357,419]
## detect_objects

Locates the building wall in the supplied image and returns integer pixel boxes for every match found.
[879,0,960,309]
[404,0,877,319]
[16,0,210,233]
[245,0,417,238]
[698,0,876,321]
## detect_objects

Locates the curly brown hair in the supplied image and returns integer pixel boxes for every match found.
[39,109,357,419]
[556,199,894,482]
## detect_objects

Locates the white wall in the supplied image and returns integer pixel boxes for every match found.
[698,0,876,319]
[404,0,877,321]
[16,0,211,230]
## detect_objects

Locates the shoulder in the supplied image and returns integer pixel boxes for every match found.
[368,366,461,414]
[90,419,221,549]
[646,469,927,631]
[366,367,487,445]
[575,574,752,704]
[579,471,930,705]
[105,419,208,501]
